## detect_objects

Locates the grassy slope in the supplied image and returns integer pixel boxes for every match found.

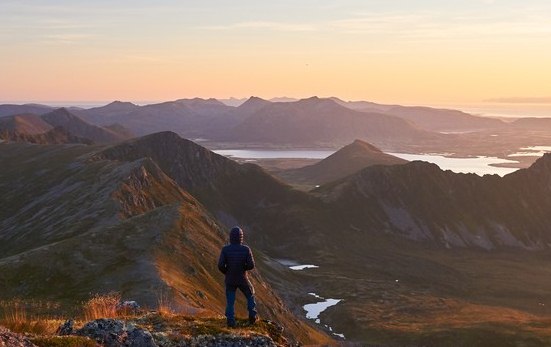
[261,226,551,346]
[0,143,331,345]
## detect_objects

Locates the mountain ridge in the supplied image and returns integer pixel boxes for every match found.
[316,153,551,249]
[0,141,330,345]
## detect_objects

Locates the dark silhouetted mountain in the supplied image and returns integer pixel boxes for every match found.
[225,97,440,147]
[278,139,408,187]
[0,104,53,118]
[41,108,129,143]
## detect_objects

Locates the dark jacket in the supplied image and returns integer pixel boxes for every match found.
[218,228,255,286]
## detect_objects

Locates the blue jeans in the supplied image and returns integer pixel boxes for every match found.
[225,283,257,324]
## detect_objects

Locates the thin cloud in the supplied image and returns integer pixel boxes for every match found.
[40,33,96,45]
[200,21,317,32]
[328,10,551,41]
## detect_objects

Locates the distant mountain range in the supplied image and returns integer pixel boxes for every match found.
[1,96,526,150]
[223,97,441,147]
[330,97,507,132]
[4,131,551,344]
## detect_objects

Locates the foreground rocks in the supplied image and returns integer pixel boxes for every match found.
[0,312,288,347]
[70,318,285,347]
[152,332,278,347]
[0,326,38,347]
[76,319,156,347]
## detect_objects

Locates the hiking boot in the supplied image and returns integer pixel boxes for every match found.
[227,319,236,328]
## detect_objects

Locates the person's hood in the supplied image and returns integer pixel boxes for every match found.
[230,227,243,245]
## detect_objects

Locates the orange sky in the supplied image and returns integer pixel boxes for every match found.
[1,1,550,105]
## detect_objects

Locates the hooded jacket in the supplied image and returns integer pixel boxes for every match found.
[217,227,255,286]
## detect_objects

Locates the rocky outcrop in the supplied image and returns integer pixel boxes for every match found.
[0,326,38,347]
[70,316,284,347]
[153,333,279,347]
[77,319,157,347]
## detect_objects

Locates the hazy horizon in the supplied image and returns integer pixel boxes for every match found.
[2,96,550,118]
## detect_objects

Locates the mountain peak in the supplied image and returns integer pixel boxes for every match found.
[175,97,225,106]
[244,96,269,103]
[296,96,340,107]
[106,100,137,107]
[237,96,271,113]
[520,152,551,176]
[278,139,407,187]
[348,139,384,153]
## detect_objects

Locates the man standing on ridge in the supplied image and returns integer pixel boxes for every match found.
[218,226,257,327]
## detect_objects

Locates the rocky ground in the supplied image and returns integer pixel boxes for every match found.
[0,313,293,347]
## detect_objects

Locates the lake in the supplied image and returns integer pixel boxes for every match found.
[304,293,345,339]
[508,146,551,157]
[214,149,521,176]
[213,149,335,159]
[388,153,519,176]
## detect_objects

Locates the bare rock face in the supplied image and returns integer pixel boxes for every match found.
[56,319,74,336]
[317,153,551,249]
[0,326,38,347]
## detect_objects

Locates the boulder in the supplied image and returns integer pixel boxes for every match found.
[56,319,74,336]
[76,319,157,347]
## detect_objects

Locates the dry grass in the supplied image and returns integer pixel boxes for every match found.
[156,292,176,317]
[82,292,121,321]
[0,299,61,335]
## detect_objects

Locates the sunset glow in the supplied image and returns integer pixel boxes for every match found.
[2,0,551,104]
